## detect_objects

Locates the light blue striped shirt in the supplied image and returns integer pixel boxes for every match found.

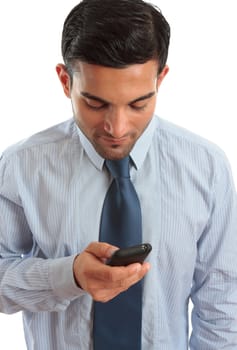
[0,115,237,349]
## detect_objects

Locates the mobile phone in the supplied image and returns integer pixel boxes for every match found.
[106,243,152,266]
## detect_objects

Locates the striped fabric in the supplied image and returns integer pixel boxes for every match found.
[0,115,237,349]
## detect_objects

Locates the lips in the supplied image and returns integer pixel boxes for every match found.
[100,135,128,145]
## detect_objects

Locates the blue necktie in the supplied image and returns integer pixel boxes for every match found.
[93,156,142,350]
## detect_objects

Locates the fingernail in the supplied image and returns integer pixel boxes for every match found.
[109,248,118,255]
[145,262,151,271]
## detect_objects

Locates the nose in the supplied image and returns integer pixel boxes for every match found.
[103,108,128,138]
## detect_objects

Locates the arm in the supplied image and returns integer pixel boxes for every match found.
[0,190,84,313]
[0,151,84,313]
[190,153,237,349]
[0,194,149,313]
[0,156,149,314]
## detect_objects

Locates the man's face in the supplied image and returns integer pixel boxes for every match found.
[56,60,168,160]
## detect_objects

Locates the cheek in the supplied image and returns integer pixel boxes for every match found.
[145,100,156,121]
[72,101,103,131]
[135,107,155,130]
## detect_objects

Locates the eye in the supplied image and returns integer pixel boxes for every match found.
[85,99,108,110]
[130,103,147,111]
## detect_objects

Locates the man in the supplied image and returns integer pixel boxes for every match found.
[0,0,237,349]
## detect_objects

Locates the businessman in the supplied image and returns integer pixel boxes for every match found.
[1,0,237,349]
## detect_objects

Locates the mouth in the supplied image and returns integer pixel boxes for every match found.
[93,133,135,159]
[99,135,128,145]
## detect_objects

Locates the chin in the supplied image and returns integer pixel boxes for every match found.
[97,146,132,160]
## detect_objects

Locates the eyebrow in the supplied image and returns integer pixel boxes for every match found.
[80,91,156,105]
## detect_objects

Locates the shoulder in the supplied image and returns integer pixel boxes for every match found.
[1,118,78,160]
[155,116,227,163]
[153,116,234,190]
[0,119,82,200]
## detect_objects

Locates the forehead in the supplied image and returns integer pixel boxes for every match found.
[72,60,158,100]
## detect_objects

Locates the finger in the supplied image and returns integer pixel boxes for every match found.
[90,261,150,287]
[92,264,151,302]
[91,286,126,302]
[85,241,119,259]
[111,262,151,290]
[88,262,142,283]
[121,262,151,288]
[88,263,151,302]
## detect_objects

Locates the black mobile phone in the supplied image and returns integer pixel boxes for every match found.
[106,243,152,266]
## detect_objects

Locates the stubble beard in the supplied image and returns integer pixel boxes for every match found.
[92,138,136,160]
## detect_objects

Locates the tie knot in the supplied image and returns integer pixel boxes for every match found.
[105,157,130,179]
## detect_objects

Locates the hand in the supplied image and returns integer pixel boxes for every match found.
[73,241,150,302]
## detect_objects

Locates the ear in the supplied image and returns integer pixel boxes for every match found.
[156,65,169,90]
[55,64,71,98]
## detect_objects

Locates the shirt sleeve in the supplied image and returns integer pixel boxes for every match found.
[190,152,237,348]
[0,154,86,314]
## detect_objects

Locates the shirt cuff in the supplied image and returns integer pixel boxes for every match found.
[49,255,87,298]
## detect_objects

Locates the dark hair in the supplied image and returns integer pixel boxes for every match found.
[61,0,170,74]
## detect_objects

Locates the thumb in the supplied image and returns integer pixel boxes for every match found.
[85,241,119,259]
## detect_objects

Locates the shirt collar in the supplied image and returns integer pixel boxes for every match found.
[75,115,158,171]
[130,115,157,170]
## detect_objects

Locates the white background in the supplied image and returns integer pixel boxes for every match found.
[0,1,236,348]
